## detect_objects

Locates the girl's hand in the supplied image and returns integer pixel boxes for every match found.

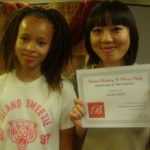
[70,99,87,138]
[70,99,85,128]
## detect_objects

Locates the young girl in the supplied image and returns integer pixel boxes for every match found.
[0,6,76,150]
[70,1,150,150]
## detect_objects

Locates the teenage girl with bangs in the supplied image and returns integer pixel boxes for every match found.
[70,1,150,150]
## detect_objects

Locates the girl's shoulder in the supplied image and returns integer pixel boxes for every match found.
[0,73,13,88]
[61,77,76,96]
[62,78,74,90]
[0,73,10,81]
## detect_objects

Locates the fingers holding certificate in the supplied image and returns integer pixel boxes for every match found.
[77,64,150,128]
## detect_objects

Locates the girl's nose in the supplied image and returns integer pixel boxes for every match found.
[101,31,113,42]
[26,42,36,51]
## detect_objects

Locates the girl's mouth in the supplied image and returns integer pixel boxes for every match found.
[101,47,116,53]
[23,54,36,62]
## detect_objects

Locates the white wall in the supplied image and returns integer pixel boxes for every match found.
[129,5,150,64]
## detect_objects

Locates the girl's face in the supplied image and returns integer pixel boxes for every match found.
[90,24,130,67]
[15,15,53,71]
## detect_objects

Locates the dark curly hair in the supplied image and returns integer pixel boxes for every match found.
[0,6,72,90]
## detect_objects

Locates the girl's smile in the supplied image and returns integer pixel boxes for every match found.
[100,46,117,53]
[22,53,37,63]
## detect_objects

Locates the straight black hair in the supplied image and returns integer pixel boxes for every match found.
[85,0,139,66]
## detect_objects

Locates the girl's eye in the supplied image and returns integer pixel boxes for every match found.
[38,41,47,47]
[20,36,28,42]
[112,26,122,32]
[92,28,102,33]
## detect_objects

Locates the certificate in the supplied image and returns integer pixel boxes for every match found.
[77,64,150,128]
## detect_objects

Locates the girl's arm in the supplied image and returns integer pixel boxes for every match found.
[60,127,74,150]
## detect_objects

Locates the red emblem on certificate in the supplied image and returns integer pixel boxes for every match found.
[88,102,105,118]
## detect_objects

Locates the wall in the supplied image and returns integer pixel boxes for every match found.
[129,5,150,64]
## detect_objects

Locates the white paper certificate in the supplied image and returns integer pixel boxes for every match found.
[77,64,150,128]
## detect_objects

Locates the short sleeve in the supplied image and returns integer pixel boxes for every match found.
[60,79,77,129]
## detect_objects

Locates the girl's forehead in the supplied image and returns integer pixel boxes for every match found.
[20,15,52,27]
[18,15,54,36]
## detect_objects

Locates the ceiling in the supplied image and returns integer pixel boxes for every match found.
[0,0,150,6]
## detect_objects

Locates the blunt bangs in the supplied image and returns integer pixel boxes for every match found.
[87,5,133,30]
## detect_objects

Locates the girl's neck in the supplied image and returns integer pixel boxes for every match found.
[16,68,42,82]
[100,60,125,68]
